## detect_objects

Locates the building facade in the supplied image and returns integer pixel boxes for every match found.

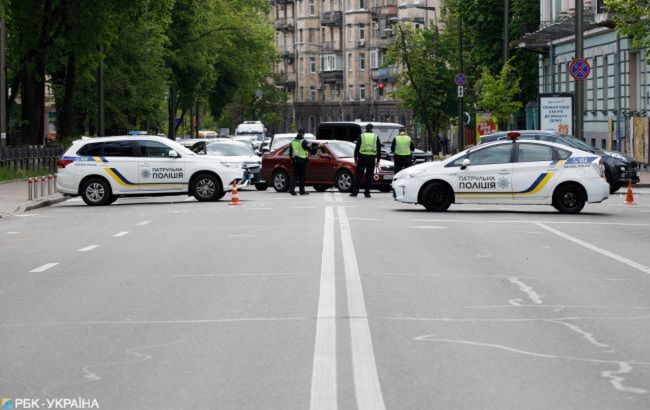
[519,0,649,163]
[272,0,440,134]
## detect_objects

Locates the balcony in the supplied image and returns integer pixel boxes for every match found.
[274,18,295,31]
[320,41,341,51]
[282,50,295,63]
[370,37,395,49]
[320,70,344,83]
[320,11,343,26]
[371,67,398,82]
[370,5,398,19]
[278,72,296,87]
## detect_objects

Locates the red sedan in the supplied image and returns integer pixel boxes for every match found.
[260,140,395,192]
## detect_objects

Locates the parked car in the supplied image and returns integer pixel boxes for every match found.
[188,139,266,190]
[267,133,316,153]
[316,121,433,163]
[261,140,395,193]
[479,130,640,193]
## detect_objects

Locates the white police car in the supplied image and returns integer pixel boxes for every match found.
[56,136,245,205]
[392,132,610,214]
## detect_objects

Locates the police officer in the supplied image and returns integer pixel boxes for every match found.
[391,127,415,174]
[288,129,317,196]
[350,123,381,198]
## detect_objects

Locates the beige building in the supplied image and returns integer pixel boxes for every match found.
[272,0,440,133]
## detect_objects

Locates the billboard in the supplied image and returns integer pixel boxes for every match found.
[475,112,498,143]
[539,93,573,135]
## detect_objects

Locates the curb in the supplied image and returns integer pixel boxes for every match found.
[11,196,69,215]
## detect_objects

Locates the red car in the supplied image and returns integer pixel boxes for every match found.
[260,140,395,192]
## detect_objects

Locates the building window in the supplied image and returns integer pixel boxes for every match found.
[359,24,365,41]
[348,53,353,71]
[603,55,609,110]
[370,49,379,69]
[299,57,304,74]
[359,0,366,9]
[310,86,317,102]
[360,85,366,101]
[309,29,317,44]
[310,57,316,73]
[592,57,598,111]
[347,25,352,42]
[359,53,366,71]
[299,29,304,43]
[300,86,304,101]
[321,53,340,71]
[349,84,354,100]
[309,0,315,16]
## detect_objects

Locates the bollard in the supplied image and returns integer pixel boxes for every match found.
[28,178,33,200]
[33,176,38,199]
[41,176,46,197]
[48,174,53,195]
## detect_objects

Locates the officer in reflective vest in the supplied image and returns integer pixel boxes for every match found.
[350,123,381,198]
[288,129,317,195]
[391,127,415,174]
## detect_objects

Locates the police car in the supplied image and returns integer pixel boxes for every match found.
[56,136,245,205]
[391,132,610,214]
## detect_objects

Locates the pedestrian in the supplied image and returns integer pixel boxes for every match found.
[350,123,381,198]
[288,129,317,196]
[391,127,414,174]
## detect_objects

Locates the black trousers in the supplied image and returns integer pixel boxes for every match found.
[289,158,308,193]
[352,155,376,195]
[393,155,413,175]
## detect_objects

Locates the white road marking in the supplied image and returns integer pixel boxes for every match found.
[347,218,382,221]
[6,232,19,234]
[310,206,337,410]
[536,222,650,275]
[30,263,59,273]
[137,220,151,226]
[507,276,543,305]
[15,214,38,217]
[113,231,129,237]
[408,226,449,229]
[78,245,100,252]
[410,219,650,227]
[337,206,386,410]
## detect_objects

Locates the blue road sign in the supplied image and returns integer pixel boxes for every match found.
[454,73,466,86]
[569,58,590,81]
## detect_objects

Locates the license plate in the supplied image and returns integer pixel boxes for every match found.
[383,175,393,180]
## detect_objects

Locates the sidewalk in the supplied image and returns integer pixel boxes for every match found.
[637,166,650,188]
[0,178,67,218]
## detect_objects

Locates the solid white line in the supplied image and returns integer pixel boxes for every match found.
[78,245,100,252]
[337,206,386,410]
[536,222,650,275]
[310,206,337,410]
[6,232,19,234]
[30,263,59,273]
[408,226,449,229]
[137,220,151,226]
[113,231,129,237]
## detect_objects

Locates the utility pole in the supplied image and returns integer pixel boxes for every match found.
[503,0,509,64]
[97,45,105,137]
[0,20,6,147]
[458,18,464,151]
[195,101,200,136]
[575,0,584,140]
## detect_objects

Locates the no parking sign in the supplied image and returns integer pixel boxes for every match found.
[569,58,590,81]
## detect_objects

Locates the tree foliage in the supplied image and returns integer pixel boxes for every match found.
[475,63,522,127]
[606,0,650,55]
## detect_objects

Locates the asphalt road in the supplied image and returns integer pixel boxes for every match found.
[1,187,650,409]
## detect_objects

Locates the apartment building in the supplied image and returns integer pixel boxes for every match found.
[519,0,649,162]
[272,0,440,133]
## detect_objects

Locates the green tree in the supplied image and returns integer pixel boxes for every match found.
[385,23,455,152]
[605,0,650,54]
[475,63,522,129]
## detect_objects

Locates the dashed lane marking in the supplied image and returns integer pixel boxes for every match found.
[137,220,151,226]
[113,231,129,237]
[78,245,100,252]
[30,263,59,273]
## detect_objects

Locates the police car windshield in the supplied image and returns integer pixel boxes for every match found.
[561,135,595,151]
[326,141,355,158]
[373,127,400,144]
[206,143,256,156]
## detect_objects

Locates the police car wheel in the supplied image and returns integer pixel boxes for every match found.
[421,182,452,212]
[272,170,289,192]
[313,185,331,192]
[81,178,112,206]
[192,174,222,202]
[605,171,620,194]
[255,183,269,191]
[553,184,585,214]
[335,170,353,192]
[107,195,119,205]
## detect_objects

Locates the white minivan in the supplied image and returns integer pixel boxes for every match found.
[235,121,266,150]
[57,136,245,206]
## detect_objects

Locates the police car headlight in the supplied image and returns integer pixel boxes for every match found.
[604,151,627,161]
[221,161,244,169]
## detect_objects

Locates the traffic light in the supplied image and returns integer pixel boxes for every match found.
[378,81,384,96]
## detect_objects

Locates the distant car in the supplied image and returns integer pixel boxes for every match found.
[268,133,316,152]
[479,130,639,193]
[261,140,395,193]
[56,136,244,205]
[189,140,266,190]
[232,136,258,152]
[392,132,610,214]
[235,121,266,150]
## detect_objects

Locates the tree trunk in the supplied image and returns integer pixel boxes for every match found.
[20,60,45,145]
[167,85,176,140]
[59,52,76,139]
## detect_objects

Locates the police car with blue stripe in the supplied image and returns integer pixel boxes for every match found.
[57,136,245,205]
[391,132,610,214]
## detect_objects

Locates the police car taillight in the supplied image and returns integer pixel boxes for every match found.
[57,159,73,168]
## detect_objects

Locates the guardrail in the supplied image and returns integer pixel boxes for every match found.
[0,146,64,175]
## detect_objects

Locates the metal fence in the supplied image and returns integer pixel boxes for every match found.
[0,146,65,174]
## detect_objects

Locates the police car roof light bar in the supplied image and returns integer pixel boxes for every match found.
[506,131,521,141]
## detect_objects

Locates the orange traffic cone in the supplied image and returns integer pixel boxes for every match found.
[228,181,241,205]
[624,180,636,205]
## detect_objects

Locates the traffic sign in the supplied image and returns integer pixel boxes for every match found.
[569,58,590,81]
[457,86,464,98]
[454,73,466,86]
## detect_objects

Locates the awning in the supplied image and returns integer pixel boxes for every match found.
[518,14,597,54]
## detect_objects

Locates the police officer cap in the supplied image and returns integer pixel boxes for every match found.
[297,129,306,134]
[366,123,374,130]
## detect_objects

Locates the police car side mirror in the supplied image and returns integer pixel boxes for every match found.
[461,158,470,169]
[168,149,179,158]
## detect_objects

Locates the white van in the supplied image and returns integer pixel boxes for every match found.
[235,121,266,150]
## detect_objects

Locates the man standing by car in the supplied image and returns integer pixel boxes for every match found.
[350,123,381,198]
[391,127,414,174]
[288,129,316,195]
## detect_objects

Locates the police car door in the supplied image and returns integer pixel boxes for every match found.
[100,140,139,194]
[511,142,560,203]
[455,143,514,203]
[137,140,186,192]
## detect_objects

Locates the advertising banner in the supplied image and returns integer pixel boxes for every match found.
[539,94,573,135]
[475,112,498,143]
